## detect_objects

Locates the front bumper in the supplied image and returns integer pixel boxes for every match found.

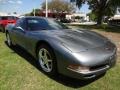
[65,54,116,80]
[67,65,110,79]
[66,52,116,79]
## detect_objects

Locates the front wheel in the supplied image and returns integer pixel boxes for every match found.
[37,44,57,76]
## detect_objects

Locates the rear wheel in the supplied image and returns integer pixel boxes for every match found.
[1,26,5,33]
[0,26,5,33]
[37,44,57,76]
[6,33,13,47]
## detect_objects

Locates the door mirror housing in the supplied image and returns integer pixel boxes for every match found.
[15,26,25,32]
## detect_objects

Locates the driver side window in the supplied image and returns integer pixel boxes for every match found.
[15,18,26,30]
[15,19,21,27]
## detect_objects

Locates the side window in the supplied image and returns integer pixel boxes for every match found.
[27,18,48,31]
[15,19,21,27]
[20,19,26,30]
[15,18,26,30]
[36,18,49,29]
[7,16,13,20]
[2,17,7,20]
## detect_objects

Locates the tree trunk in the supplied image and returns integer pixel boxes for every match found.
[96,13,103,25]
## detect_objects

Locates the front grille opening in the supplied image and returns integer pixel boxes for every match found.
[84,74,94,77]
[90,64,108,71]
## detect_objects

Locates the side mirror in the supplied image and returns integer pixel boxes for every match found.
[15,26,24,32]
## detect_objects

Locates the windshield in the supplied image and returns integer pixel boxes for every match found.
[27,17,69,31]
[0,16,8,20]
[0,16,17,20]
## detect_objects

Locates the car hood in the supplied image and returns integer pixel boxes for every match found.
[32,29,109,52]
[56,29,108,52]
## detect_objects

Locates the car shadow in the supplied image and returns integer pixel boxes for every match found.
[5,41,105,88]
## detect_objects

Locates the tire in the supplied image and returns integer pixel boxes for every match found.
[37,44,57,76]
[6,33,13,47]
[1,26,5,33]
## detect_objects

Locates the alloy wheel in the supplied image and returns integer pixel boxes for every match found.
[38,48,53,72]
[6,33,11,46]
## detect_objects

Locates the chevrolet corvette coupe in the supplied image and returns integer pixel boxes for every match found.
[5,16,117,79]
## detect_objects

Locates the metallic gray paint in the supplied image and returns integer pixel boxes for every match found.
[6,17,117,79]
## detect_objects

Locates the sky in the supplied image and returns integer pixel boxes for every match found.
[0,0,90,15]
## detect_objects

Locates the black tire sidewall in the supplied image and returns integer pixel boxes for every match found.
[1,26,5,33]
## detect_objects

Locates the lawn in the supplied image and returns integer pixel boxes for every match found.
[0,30,120,90]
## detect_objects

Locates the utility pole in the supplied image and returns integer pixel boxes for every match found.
[33,0,35,16]
[33,8,35,16]
[45,0,48,17]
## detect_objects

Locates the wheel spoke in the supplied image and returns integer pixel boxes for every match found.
[47,59,52,63]
[46,63,50,70]
[38,48,53,72]
[39,50,44,59]
[41,60,45,65]
[43,49,48,59]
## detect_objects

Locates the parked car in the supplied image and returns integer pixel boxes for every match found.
[60,18,71,23]
[5,16,117,79]
[0,16,18,32]
[108,19,120,27]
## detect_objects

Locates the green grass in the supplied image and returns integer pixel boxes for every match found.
[0,32,120,90]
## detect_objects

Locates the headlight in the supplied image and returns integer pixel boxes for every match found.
[67,64,90,73]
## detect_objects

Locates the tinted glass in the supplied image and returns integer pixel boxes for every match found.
[27,18,69,31]
[15,19,21,27]
[7,16,14,20]
[15,18,26,29]
[0,16,17,20]
[1,17,7,20]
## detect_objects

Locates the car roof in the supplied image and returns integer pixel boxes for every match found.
[20,16,55,20]
[21,16,45,19]
[0,16,17,17]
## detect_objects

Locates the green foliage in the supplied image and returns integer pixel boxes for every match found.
[42,0,75,13]
[87,12,97,21]
[25,9,42,16]
[74,0,120,25]
[75,16,81,19]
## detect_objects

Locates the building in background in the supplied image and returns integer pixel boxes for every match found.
[66,13,89,22]
[108,7,120,26]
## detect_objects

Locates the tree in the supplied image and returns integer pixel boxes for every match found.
[87,12,97,22]
[13,12,17,15]
[74,0,120,25]
[33,9,42,16]
[75,16,81,19]
[25,9,42,16]
[42,0,75,13]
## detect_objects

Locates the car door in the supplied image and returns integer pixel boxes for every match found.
[12,18,27,48]
[10,19,21,44]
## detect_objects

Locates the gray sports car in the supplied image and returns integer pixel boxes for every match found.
[5,16,117,79]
